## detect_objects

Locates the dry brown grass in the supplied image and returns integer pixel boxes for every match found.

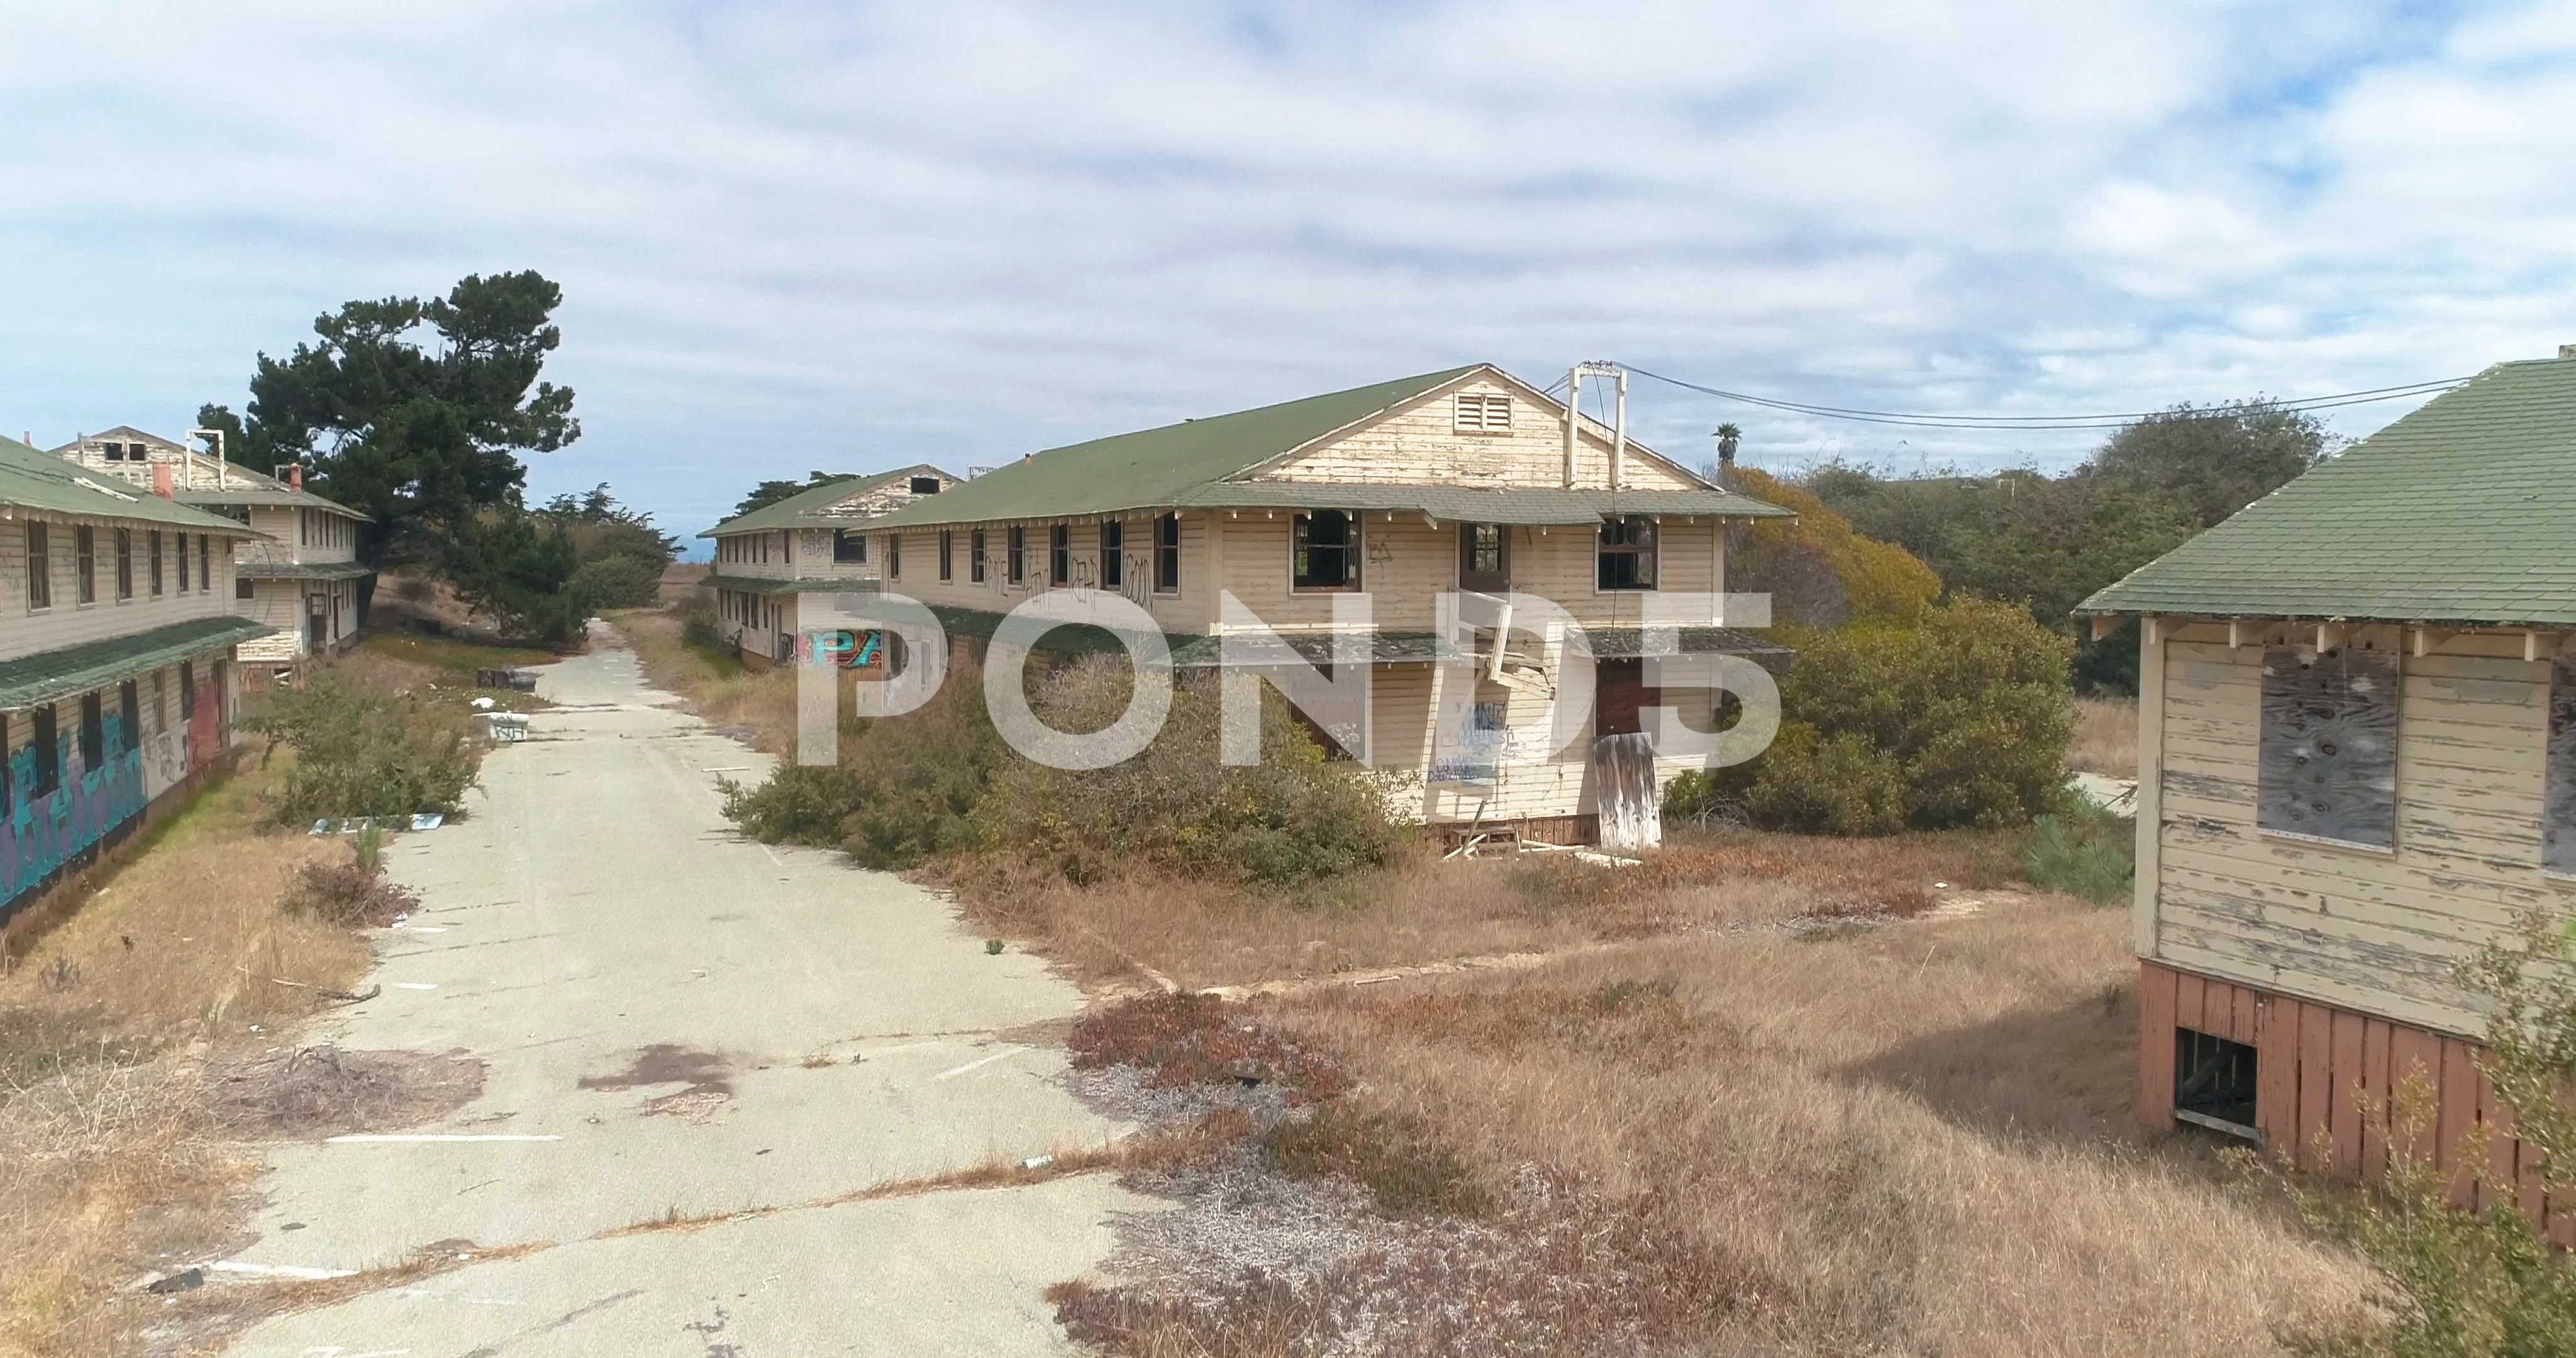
[2068,695,2140,777]
[0,766,374,1357]
[1239,896,2370,1355]
[947,826,2023,992]
[614,607,794,753]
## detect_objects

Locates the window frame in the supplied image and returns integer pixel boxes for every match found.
[1595,516,1658,592]
[2257,644,2400,853]
[31,705,58,798]
[1006,526,1026,585]
[148,530,164,596]
[833,529,867,564]
[2544,654,2575,878]
[1101,521,1124,589]
[970,527,987,583]
[118,680,138,758]
[1458,522,1509,593]
[1155,514,1181,594]
[179,661,196,721]
[1050,524,1070,587]
[77,692,103,774]
[26,522,49,610]
[74,525,96,605]
[199,536,210,592]
[114,528,133,601]
[1291,510,1361,592]
[939,529,954,582]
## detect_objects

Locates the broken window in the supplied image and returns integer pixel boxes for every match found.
[2548,655,2576,878]
[909,475,941,495]
[1596,516,1656,591]
[2174,1028,2258,1139]
[1458,522,1507,593]
[1292,511,1357,590]
[2258,645,2399,849]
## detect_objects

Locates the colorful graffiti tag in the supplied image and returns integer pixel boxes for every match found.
[0,715,157,919]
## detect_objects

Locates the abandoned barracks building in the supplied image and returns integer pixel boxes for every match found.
[0,434,266,932]
[700,465,961,666]
[2082,348,2576,1241]
[53,426,372,663]
[724,364,1791,845]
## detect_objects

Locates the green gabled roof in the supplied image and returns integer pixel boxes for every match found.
[0,438,258,535]
[1167,482,1786,522]
[2082,357,2576,626]
[702,573,882,595]
[864,368,1481,529]
[701,465,954,539]
[0,615,274,710]
[865,365,1782,530]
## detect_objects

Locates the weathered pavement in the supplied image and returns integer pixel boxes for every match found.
[220,635,1153,1356]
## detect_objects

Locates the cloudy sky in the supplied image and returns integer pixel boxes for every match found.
[4,1,2573,549]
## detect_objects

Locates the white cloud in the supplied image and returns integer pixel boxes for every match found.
[0,0,2571,534]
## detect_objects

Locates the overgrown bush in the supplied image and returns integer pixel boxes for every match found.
[1707,597,2074,834]
[2023,805,2133,903]
[969,658,1403,886]
[678,605,725,653]
[247,675,480,825]
[720,658,1005,868]
[568,554,662,609]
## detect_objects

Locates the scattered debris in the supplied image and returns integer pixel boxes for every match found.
[209,1045,487,1139]
[475,667,540,692]
[580,1044,735,1124]
[143,1267,204,1295]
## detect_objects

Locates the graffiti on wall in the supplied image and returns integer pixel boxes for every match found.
[1,715,162,919]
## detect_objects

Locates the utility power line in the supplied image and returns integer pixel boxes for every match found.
[1620,365,2470,431]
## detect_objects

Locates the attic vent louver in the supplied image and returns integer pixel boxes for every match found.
[1453,392,1511,432]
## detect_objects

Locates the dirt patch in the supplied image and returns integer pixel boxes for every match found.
[209,1046,486,1139]
[578,1044,735,1123]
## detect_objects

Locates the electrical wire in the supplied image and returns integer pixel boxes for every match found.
[1620,365,2470,431]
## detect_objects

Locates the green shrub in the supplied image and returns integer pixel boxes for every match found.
[568,554,662,609]
[2023,806,2133,902]
[679,606,724,653]
[248,675,480,824]
[969,658,1402,886]
[720,658,1006,868]
[1711,597,2074,834]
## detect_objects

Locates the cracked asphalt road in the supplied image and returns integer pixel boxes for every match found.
[219,633,1154,1355]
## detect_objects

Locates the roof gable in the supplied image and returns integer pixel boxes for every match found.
[0,437,260,536]
[701,464,957,538]
[2081,356,2576,626]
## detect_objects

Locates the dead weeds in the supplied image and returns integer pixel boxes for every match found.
[208,1045,485,1140]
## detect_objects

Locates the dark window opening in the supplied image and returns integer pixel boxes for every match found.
[236,577,255,600]
[179,662,196,720]
[177,533,188,590]
[118,680,138,757]
[939,530,953,581]
[1293,510,1357,590]
[75,526,96,604]
[1101,522,1124,589]
[78,693,103,774]
[31,706,57,798]
[1458,522,1507,593]
[1596,516,1656,591]
[103,441,125,461]
[833,529,867,563]
[199,535,209,592]
[2259,646,2398,849]
[25,522,49,609]
[2174,1029,2259,1139]
[1050,524,1070,586]
[148,531,163,595]
[970,528,987,583]
[886,533,901,578]
[1155,514,1180,593]
[1007,526,1026,583]
[909,476,941,495]
[114,529,133,600]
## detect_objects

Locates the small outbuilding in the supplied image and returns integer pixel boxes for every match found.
[2081,348,2576,1240]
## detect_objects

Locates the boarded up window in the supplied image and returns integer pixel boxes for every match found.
[2258,646,2399,849]
[2548,656,2576,878]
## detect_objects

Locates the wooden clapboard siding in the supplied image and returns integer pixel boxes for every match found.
[0,517,242,663]
[2145,961,2570,1234]
[1253,375,1699,491]
[2145,627,2571,1038]
[867,513,1219,635]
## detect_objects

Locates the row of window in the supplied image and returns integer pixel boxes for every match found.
[297,509,354,551]
[23,523,218,610]
[2256,645,2576,878]
[0,663,197,806]
[798,513,1663,595]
